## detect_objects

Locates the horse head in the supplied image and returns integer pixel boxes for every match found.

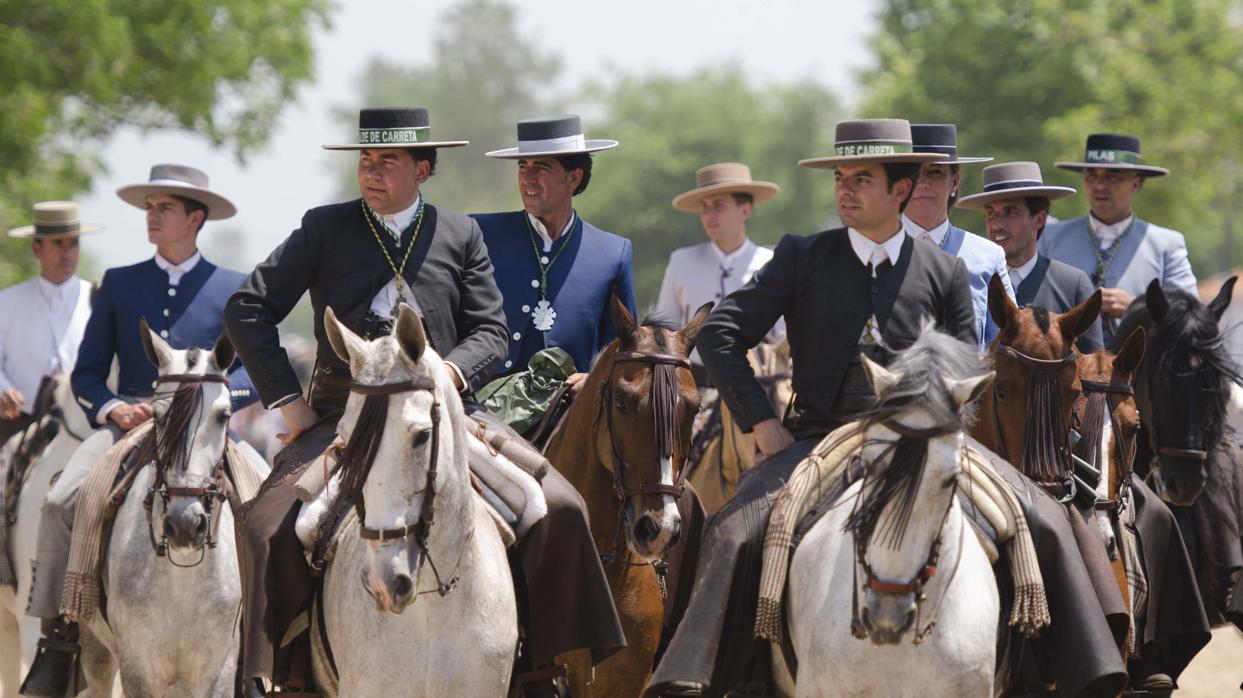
[139,317,234,554]
[1073,328,1146,508]
[848,323,993,646]
[982,274,1100,485]
[1125,277,1238,505]
[324,303,469,614]
[589,297,711,562]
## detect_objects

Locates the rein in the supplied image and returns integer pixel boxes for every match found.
[343,377,467,598]
[594,350,693,594]
[142,372,230,567]
[991,344,1078,498]
[850,419,962,645]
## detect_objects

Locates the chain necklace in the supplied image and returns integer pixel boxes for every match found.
[1086,215,1137,287]
[363,198,425,316]
[525,213,577,332]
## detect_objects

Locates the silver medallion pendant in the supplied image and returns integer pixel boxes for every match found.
[532,299,556,332]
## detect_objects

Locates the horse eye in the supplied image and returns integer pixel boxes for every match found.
[994,383,1008,400]
[614,395,628,413]
[412,429,432,447]
[217,410,231,424]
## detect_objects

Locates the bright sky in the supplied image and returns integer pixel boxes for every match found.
[76,0,876,272]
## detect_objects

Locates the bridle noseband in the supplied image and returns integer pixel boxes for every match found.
[143,372,230,566]
[595,350,693,592]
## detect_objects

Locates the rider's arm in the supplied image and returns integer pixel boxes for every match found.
[224,211,319,409]
[944,259,979,347]
[440,217,509,394]
[599,238,639,350]
[71,269,124,425]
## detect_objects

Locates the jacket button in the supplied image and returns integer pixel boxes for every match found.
[168,288,176,297]
[159,330,169,338]
[530,280,539,288]
[504,360,513,369]
[521,304,531,313]
[163,308,170,317]
[512,332,522,341]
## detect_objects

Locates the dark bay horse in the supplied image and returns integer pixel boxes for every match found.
[543,297,711,697]
[1114,277,1243,627]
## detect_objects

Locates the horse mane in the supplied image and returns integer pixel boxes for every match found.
[847,324,986,549]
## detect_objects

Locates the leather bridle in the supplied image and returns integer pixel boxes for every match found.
[142,372,231,566]
[990,343,1079,501]
[595,350,693,591]
[1073,379,1138,513]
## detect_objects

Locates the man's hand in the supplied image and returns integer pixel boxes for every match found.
[565,372,589,396]
[108,403,154,432]
[0,388,24,420]
[1100,287,1135,319]
[753,418,795,462]
[278,397,319,445]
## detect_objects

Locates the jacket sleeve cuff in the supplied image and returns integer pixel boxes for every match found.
[443,362,470,395]
[267,393,302,410]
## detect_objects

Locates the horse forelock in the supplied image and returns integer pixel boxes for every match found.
[863,325,987,430]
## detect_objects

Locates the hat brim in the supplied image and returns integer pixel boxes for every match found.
[672,182,781,212]
[1055,161,1168,177]
[117,183,237,220]
[955,186,1078,209]
[7,223,105,239]
[322,141,470,151]
[799,152,950,169]
[485,140,619,159]
[939,156,993,165]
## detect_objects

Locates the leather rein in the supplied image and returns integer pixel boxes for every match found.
[850,419,964,645]
[595,350,693,592]
[990,343,1079,502]
[141,372,231,567]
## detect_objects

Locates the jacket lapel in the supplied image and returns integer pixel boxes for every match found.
[1016,256,1051,307]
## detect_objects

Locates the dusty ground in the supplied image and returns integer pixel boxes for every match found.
[1178,625,1243,696]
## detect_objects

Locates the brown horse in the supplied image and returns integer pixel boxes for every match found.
[544,297,712,697]
[1072,327,1148,659]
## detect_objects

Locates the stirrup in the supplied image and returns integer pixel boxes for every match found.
[19,636,85,697]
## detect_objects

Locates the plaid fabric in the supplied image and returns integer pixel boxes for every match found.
[755,428,1051,643]
[1120,500,1147,654]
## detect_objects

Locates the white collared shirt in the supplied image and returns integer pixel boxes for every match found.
[1008,253,1040,291]
[1088,213,1135,250]
[369,195,422,318]
[0,274,91,413]
[902,214,951,248]
[848,227,905,344]
[526,211,577,253]
[154,250,202,286]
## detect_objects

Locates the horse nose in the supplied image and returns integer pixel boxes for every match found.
[164,507,209,548]
[1158,465,1208,506]
[633,515,661,547]
[862,591,916,645]
[392,574,415,609]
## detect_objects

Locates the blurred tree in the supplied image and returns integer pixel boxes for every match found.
[864,0,1243,276]
[579,68,841,306]
[0,0,331,286]
[333,0,562,213]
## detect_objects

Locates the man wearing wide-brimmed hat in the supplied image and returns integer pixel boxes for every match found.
[646,118,979,697]
[903,124,1014,349]
[21,165,259,696]
[226,107,623,697]
[474,115,637,382]
[1040,133,1197,344]
[0,202,100,444]
[956,161,1102,351]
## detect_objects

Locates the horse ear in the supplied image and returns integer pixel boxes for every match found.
[860,355,899,397]
[1115,326,1147,377]
[610,294,638,349]
[987,273,1017,335]
[677,302,714,353]
[395,302,427,363]
[1208,276,1237,322]
[947,371,995,409]
[323,306,366,364]
[1059,289,1102,344]
[210,332,236,372]
[1146,279,1169,322]
[139,316,174,369]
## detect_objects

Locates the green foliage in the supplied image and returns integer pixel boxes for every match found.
[333,0,562,213]
[0,0,331,286]
[865,0,1243,274]
[579,69,840,305]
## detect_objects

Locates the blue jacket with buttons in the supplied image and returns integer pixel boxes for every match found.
[472,211,637,375]
[71,256,258,424]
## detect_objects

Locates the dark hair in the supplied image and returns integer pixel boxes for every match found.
[882,162,921,213]
[554,153,594,196]
[730,192,754,207]
[171,195,209,233]
[1023,196,1051,236]
[405,148,438,177]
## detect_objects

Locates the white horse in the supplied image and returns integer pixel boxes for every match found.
[90,326,266,696]
[0,376,117,697]
[309,305,517,697]
[776,330,998,698]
